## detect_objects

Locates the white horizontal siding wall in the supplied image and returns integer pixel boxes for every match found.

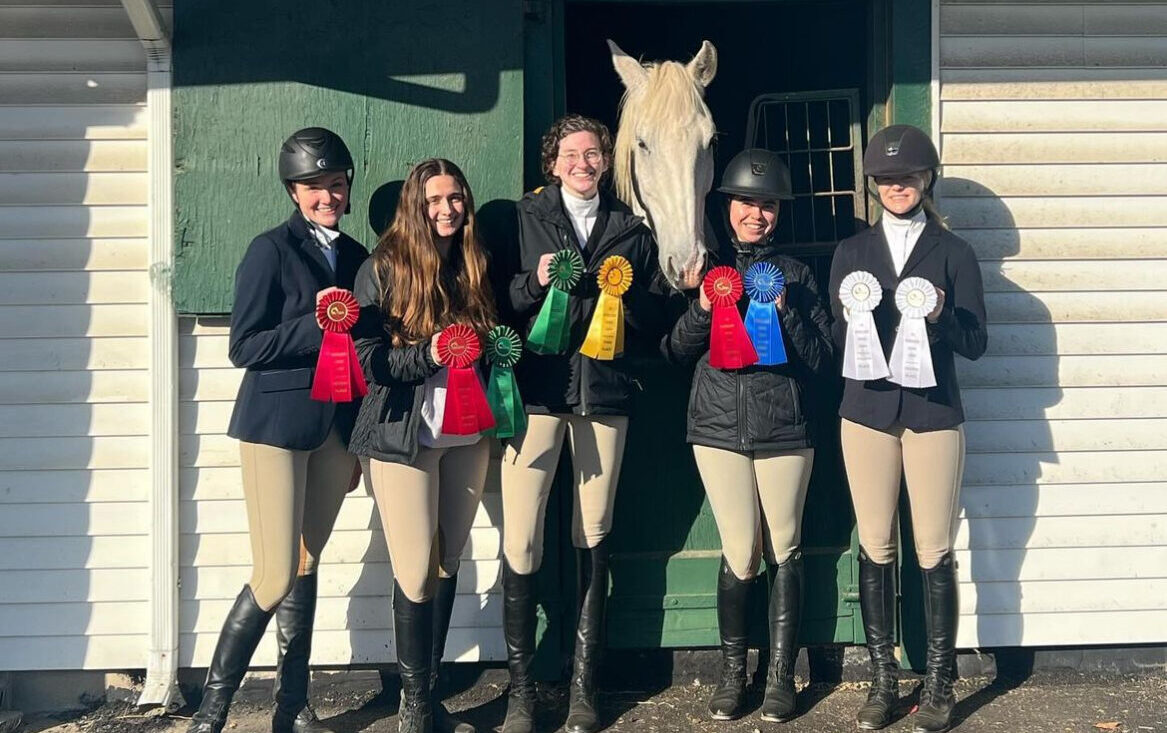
[0,1,169,669]
[178,321,505,666]
[939,0,1167,647]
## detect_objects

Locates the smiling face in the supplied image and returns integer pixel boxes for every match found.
[875,171,930,216]
[424,173,466,241]
[728,195,779,244]
[552,130,608,199]
[289,171,349,228]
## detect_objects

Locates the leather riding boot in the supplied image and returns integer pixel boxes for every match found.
[564,539,609,733]
[430,574,475,733]
[394,583,434,733]
[187,586,275,733]
[856,551,899,731]
[707,558,750,721]
[761,552,803,722]
[912,553,958,733]
[271,574,334,733]
[501,560,537,733]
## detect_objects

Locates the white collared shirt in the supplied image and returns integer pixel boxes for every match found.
[561,188,600,251]
[881,210,927,276]
[309,222,340,271]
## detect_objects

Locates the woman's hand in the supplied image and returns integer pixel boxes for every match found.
[536,253,555,287]
[314,286,341,327]
[775,290,787,313]
[927,287,946,323]
[429,336,444,366]
[679,259,712,312]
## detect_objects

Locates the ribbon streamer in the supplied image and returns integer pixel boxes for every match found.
[888,277,939,389]
[838,270,890,381]
[743,262,788,366]
[704,266,759,370]
[437,325,496,435]
[580,255,633,360]
[310,289,368,402]
[527,249,584,355]
[484,325,527,439]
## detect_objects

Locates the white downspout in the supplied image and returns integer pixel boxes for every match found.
[120,0,182,711]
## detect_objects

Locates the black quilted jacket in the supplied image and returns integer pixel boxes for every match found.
[665,240,834,452]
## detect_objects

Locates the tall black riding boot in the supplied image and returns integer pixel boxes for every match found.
[430,574,475,733]
[912,553,958,733]
[272,574,334,733]
[707,558,750,721]
[855,551,899,731]
[564,539,609,733]
[501,561,537,733]
[394,583,434,733]
[761,551,803,722]
[188,586,275,733]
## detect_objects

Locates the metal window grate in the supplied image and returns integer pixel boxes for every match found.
[745,89,866,254]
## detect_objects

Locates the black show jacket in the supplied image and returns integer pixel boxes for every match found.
[227,212,369,450]
[827,219,988,432]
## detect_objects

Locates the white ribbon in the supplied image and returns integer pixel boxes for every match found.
[888,277,938,389]
[839,270,890,381]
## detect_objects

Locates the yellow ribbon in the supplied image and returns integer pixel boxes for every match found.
[579,255,633,360]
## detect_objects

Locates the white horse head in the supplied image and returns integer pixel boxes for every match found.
[609,39,717,289]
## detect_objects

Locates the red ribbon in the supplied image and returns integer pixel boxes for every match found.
[437,325,496,435]
[703,266,759,370]
[311,289,368,402]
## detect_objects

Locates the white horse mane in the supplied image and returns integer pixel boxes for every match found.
[613,60,712,213]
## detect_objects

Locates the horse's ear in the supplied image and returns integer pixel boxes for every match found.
[687,40,718,88]
[608,39,648,91]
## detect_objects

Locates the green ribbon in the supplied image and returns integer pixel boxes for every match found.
[485,325,527,439]
[526,249,583,355]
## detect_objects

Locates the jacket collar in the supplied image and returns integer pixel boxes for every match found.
[526,184,646,249]
[899,218,943,278]
[287,210,338,285]
[862,216,943,283]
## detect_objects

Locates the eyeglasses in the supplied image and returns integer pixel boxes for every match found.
[558,150,603,166]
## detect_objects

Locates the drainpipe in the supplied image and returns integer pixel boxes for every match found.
[120,0,182,711]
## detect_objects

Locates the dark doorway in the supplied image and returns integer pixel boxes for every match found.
[561,0,871,651]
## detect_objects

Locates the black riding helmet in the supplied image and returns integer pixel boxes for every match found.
[718,148,794,201]
[278,127,355,214]
[862,124,939,179]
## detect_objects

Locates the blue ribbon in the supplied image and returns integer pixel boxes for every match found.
[743,262,788,366]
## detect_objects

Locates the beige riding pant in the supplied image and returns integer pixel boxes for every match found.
[692,446,814,581]
[366,440,490,604]
[239,428,357,611]
[840,418,966,569]
[500,414,629,575]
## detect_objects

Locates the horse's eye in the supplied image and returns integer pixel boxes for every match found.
[637,139,648,151]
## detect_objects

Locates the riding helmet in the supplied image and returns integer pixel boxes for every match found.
[862,124,939,178]
[718,148,794,201]
[278,127,354,183]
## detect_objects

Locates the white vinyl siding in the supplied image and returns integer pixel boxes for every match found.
[0,1,157,669]
[178,323,505,666]
[939,1,1167,647]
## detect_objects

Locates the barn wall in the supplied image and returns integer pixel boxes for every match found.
[0,0,171,670]
[939,0,1167,647]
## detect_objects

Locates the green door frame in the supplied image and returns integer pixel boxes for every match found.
[522,0,935,661]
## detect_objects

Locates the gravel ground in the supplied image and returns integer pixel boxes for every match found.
[17,667,1167,733]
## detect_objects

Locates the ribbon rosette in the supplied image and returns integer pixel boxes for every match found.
[437,325,496,436]
[485,325,527,439]
[838,270,890,381]
[527,249,584,355]
[888,277,939,389]
[310,289,369,402]
[703,266,759,370]
[743,262,788,366]
[579,255,633,360]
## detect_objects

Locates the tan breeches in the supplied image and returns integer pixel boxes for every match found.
[239,428,357,611]
[692,445,814,580]
[366,440,490,604]
[840,418,966,569]
[500,414,629,575]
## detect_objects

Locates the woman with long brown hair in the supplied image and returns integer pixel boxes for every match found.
[349,158,496,733]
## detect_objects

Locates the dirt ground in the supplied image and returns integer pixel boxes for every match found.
[15,667,1167,733]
